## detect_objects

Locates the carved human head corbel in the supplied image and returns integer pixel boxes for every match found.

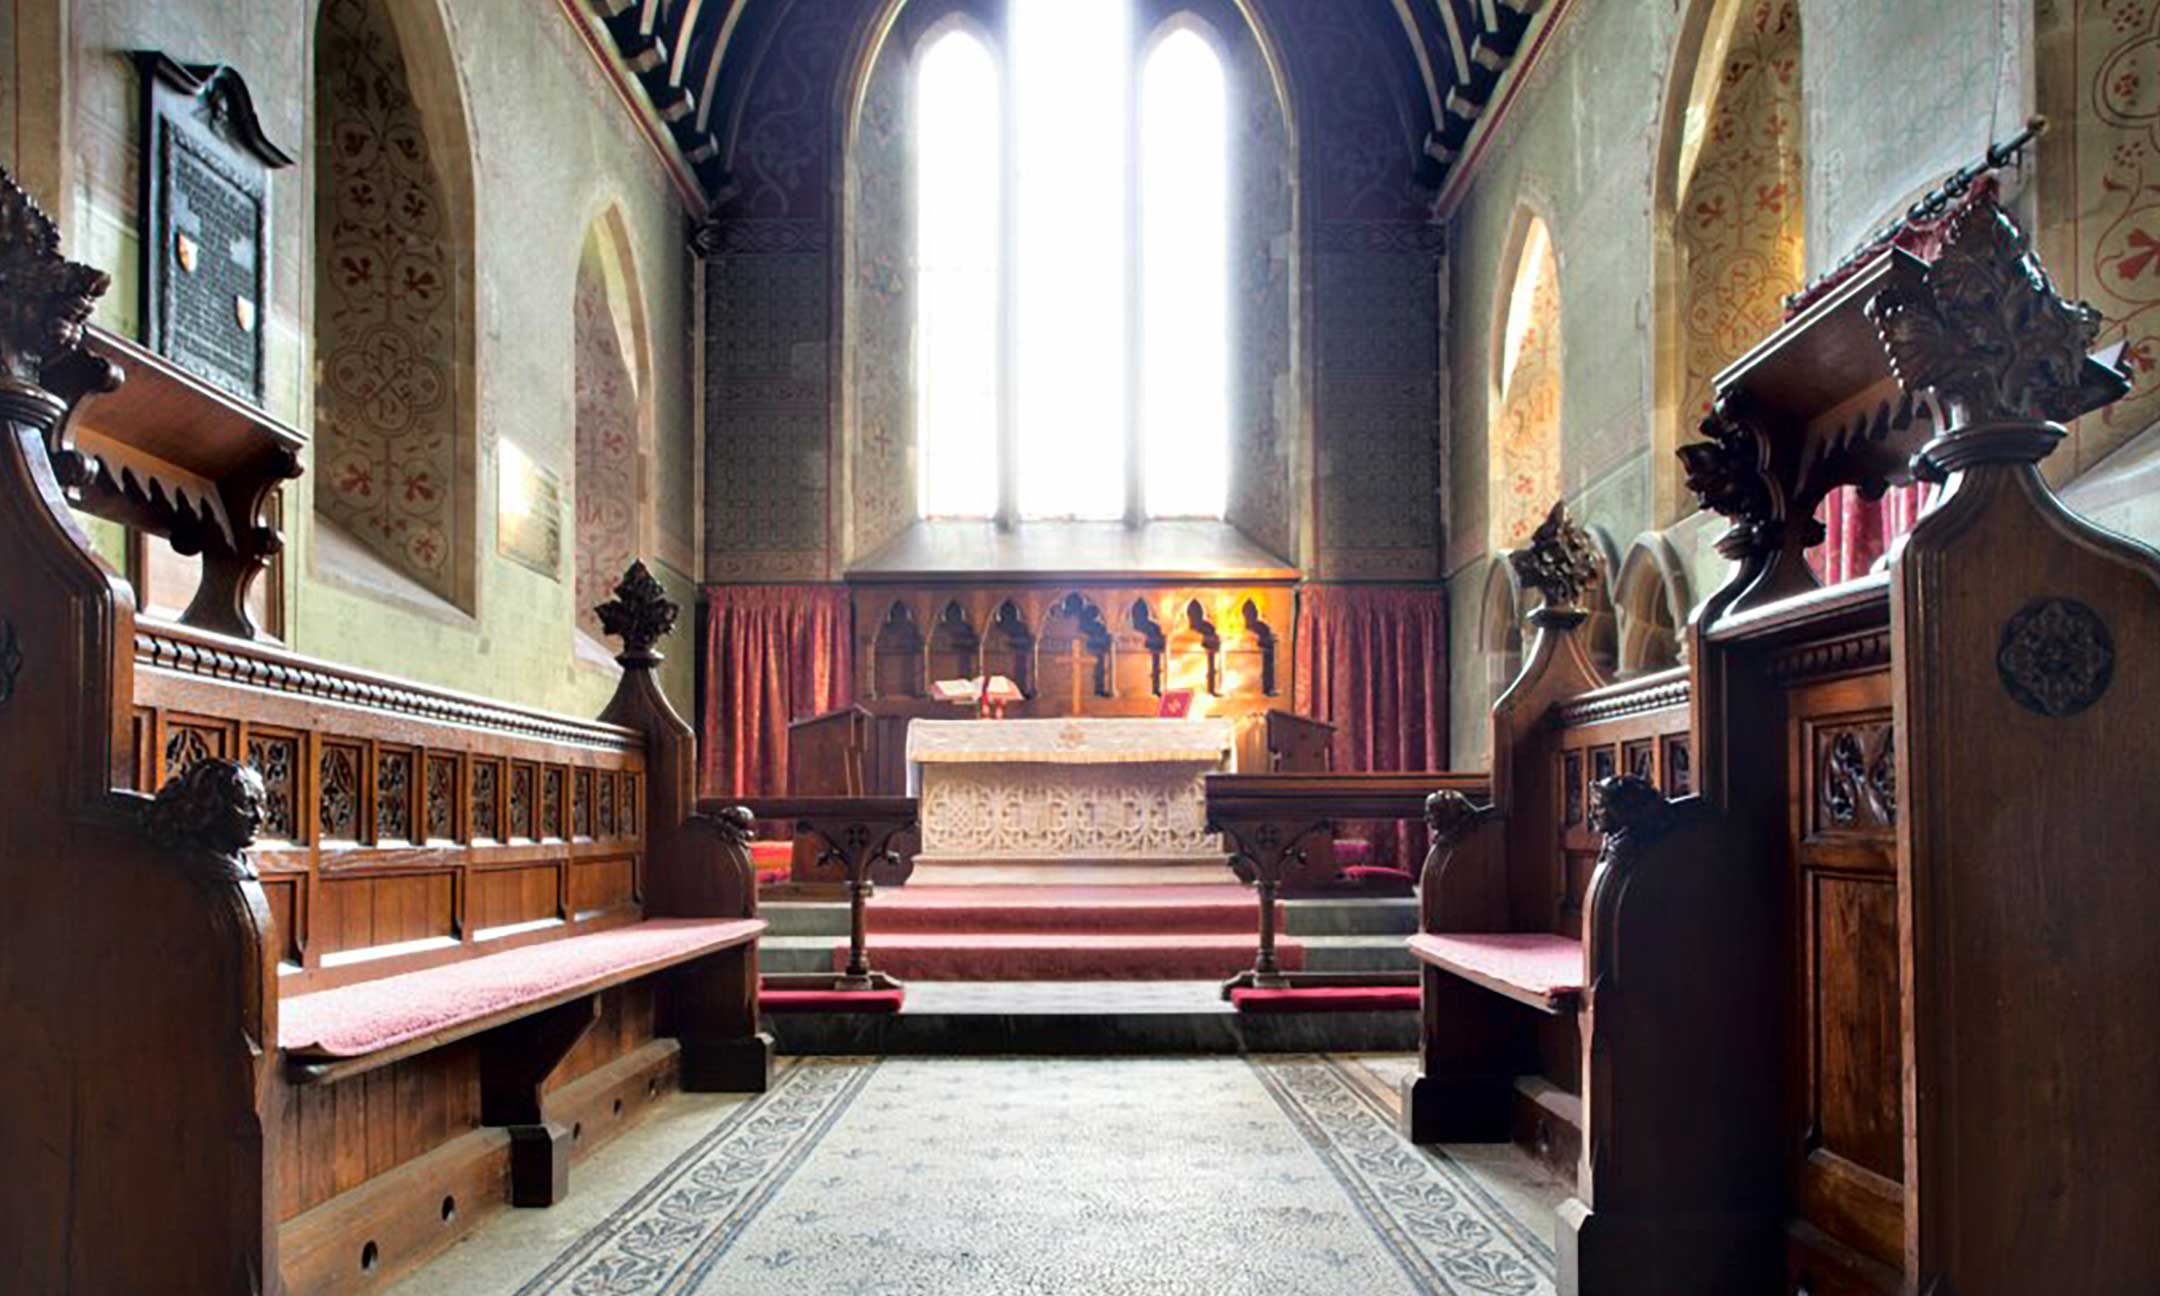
[144,758,266,869]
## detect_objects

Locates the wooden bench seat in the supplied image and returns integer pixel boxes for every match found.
[1407,932,1582,1013]
[282,917,766,1082]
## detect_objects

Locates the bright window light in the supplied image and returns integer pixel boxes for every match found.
[915,28,1001,519]
[1140,28,1228,519]
[1012,0,1129,520]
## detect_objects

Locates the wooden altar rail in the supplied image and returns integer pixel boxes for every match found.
[1203,772,1489,992]
[724,796,919,991]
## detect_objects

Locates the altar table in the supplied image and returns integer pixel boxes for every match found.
[906,718,1236,862]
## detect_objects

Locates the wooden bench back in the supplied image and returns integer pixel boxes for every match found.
[132,620,652,995]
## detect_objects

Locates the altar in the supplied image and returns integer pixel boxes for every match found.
[906,718,1237,882]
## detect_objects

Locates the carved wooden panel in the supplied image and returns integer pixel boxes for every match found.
[573,769,594,838]
[1788,676,1903,1270]
[569,857,636,919]
[471,864,560,938]
[373,746,415,845]
[1663,734,1693,797]
[318,739,364,841]
[1589,745,1616,786]
[470,759,503,842]
[1562,750,1584,826]
[161,713,233,783]
[542,766,566,839]
[424,753,458,842]
[620,773,639,839]
[317,872,456,957]
[1622,738,1654,783]
[597,773,618,838]
[509,761,536,840]
[245,728,303,842]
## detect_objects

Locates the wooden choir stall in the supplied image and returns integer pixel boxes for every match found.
[1404,193,2158,1296]
[0,170,771,1295]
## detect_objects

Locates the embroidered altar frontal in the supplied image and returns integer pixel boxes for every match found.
[907,718,1235,860]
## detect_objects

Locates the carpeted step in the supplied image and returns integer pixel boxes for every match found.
[843,933,1296,981]
[865,884,1271,935]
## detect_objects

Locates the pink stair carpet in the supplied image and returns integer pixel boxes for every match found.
[281,917,765,1058]
[1231,985,1421,1013]
[1408,931,1585,1004]
[865,884,1274,935]
[751,840,793,888]
[847,932,1294,981]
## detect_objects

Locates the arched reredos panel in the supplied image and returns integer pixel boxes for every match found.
[313,0,479,610]
[1650,0,1803,526]
[1488,207,1562,552]
[572,206,654,642]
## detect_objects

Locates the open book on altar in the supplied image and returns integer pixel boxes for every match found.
[930,674,1025,716]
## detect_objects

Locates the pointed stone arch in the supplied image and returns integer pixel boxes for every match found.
[572,204,655,643]
[1488,208,1562,552]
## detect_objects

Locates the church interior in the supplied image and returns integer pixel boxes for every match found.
[2,0,2157,1292]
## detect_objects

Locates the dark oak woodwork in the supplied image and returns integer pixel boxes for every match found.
[0,176,767,1295]
[1678,192,2154,1296]
[731,795,918,991]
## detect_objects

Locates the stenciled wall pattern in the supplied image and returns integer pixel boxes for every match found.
[1491,219,1562,550]
[574,232,643,640]
[314,0,466,603]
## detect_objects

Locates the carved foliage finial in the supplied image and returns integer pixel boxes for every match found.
[1867,194,2126,426]
[594,560,678,662]
[144,758,265,864]
[0,164,112,388]
[1508,501,1601,609]
[1424,789,1494,847]
[1676,389,1794,561]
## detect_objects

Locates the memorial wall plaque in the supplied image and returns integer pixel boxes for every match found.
[497,439,564,578]
[136,53,294,404]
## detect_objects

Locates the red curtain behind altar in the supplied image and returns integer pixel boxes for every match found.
[698,585,854,798]
[1292,585,1449,870]
[1811,482,1935,585]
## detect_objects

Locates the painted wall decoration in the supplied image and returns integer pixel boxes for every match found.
[1491,217,1562,550]
[2041,0,2160,474]
[847,32,915,564]
[314,0,465,601]
[573,228,645,639]
[1676,0,1803,430]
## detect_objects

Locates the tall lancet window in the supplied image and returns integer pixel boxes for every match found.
[1140,28,1229,519]
[915,27,1002,519]
[912,0,1231,525]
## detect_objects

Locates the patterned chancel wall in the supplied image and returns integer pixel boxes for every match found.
[2042,0,2160,472]
[1677,0,1803,429]
[1490,218,1562,550]
[314,0,465,601]
[574,227,644,640]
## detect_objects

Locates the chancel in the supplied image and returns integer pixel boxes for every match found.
[2,1,2158,1293]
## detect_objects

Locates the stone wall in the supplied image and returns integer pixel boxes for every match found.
[2,0,701,717]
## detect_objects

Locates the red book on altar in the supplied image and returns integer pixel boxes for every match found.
[1157,689,1194,719]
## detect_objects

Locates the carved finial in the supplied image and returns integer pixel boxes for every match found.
[703,804,754,846]
[144,758,265,862]
[594,560,679,665]
[1424,789,1495,847]
[1868,194,2130,429]
[1588,775,1672,845]
[1508,501,1601,610]
[0,165,113,390]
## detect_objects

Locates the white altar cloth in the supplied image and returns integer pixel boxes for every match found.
[907,718,1235,862]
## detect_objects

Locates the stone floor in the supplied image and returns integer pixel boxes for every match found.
[396,1053,1570,1296]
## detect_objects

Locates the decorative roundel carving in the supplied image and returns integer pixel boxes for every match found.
[1996,598,2114,719]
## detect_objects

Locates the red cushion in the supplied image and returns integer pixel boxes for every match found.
[760,988,905,1014]
[1332,838,1374,867]
[1408,931,1584,1008]
[1230,985,1420,1013]
[750,841,792,888]
[1341,865,1414,884]
[281,917,766,1059]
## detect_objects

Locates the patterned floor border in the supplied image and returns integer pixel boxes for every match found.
[510,1055,1555,1296]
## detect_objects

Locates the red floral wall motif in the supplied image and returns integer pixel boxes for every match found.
[1678,0,1804,430]
[2045,0,2160,460]
[574,240,643,640]
[1492,220,1562,550]
[315,0,462,598]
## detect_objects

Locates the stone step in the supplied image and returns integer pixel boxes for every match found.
[764,980,1419,1055]
[761,895,1417,939]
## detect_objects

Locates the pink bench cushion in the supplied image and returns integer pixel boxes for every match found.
[1409,931,1585,1009]
[760,987,906,1014]
[281,917,765,1059]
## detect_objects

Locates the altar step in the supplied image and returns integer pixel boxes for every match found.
[761,886,1417,981]
[765,980,1420,1055]
[906,856,1231,886]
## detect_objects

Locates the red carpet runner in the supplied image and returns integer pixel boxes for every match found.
[842,884,1295,981]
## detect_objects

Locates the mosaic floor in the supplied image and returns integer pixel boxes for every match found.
[396,1054,1569,1296]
